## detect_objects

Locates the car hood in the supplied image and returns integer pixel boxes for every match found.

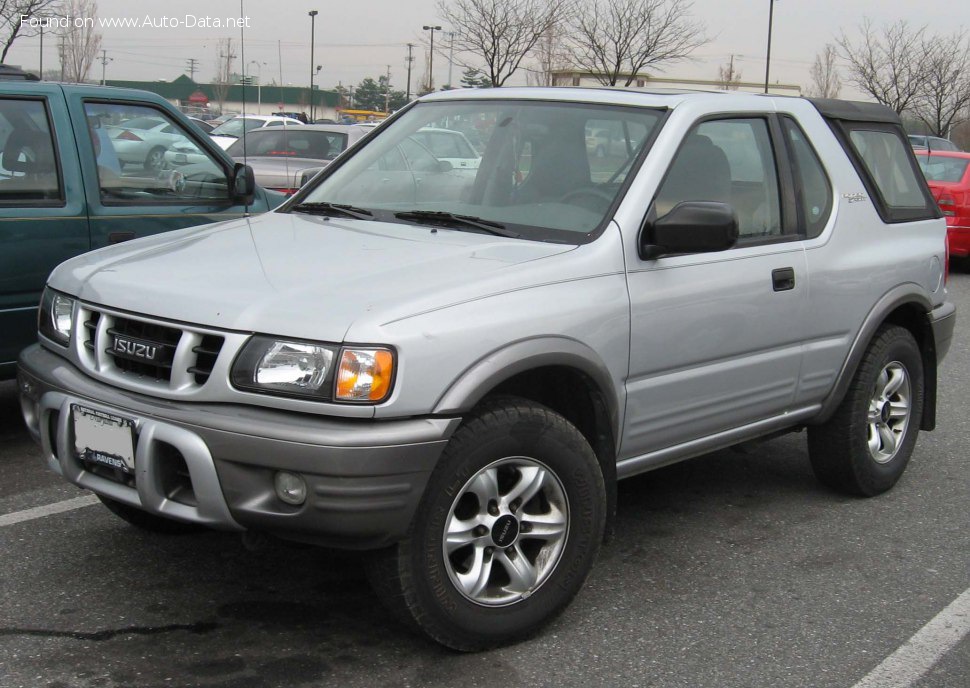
[49,212,578,342]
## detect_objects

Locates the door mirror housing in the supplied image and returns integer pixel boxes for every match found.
[232,163,256,205]
[639,201,739,260]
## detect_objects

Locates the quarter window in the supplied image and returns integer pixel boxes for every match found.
[0,98,61,203]
[848,129,926,209]
[782,117,832,238]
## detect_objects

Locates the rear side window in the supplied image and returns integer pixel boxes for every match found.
[0,98,62,204]
[839,123,937,223]
[781,117,832,238]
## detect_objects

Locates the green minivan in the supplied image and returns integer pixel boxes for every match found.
[0,81,282,379]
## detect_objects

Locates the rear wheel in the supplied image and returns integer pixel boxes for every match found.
[808,325,924,496]
[97,495,204,534]
[367,396,606,650]
[145,146,166,172]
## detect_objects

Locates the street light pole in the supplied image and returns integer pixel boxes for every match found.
[447,31,455,90]
[309,10,318,120]
[764,0,778,94]
[250,60,264,114]
[422,25,442,92]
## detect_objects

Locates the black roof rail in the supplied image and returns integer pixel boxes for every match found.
[807,98,899,124]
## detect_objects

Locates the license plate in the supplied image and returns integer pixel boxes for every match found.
[72,405,136,473]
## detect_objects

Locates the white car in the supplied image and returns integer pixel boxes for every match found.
[408,126,481,171]
[208,115,305,150]
[106,116,189,171]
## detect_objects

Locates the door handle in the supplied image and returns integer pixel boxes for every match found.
[772,267,795,292]
[108,232,135,244]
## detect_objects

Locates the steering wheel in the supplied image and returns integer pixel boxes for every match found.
[559,186,614,212]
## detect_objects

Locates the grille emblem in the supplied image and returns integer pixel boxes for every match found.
[111,335,160,363]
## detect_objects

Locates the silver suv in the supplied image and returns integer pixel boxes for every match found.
[18,88,956,650]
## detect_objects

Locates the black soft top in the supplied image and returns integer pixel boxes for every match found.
[808,98,899,124]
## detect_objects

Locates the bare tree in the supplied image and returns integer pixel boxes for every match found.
[566,0,707,87]
[526,21,569,86]
[838,19,928,114]
[212,37,236,112]
[435,0,565,87]
[716,54,741,90]
[60,0,99,83]
[910,31,970,138]
[0,0,62,63]
[807,43,841,99]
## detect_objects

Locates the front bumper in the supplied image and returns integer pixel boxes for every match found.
[18,344,459,549]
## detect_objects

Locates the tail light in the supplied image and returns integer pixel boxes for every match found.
[938,192,956,216]
[267,187,300,195]
[117,130,143,142]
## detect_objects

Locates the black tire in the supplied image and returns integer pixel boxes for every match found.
[97,494,205,534]
[808,325,924,496]
[145,146,166,172]
[366,396,606,651]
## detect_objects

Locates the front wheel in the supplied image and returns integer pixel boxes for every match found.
[808,325,924,496]
[367,396,606,650]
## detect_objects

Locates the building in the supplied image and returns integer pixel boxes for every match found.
[103,74,342,120]
[549,70,801,96]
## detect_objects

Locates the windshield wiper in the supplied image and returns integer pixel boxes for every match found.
[292,202,375,220]
[394,210,519,238]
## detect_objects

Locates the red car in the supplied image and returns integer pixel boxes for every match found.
[915,150,970,257]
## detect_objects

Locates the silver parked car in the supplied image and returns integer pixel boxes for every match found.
[223,124,370,194]
[19,88,955,651]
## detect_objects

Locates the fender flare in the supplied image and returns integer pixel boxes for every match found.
[814,285,935,425]
[432,336,623,446]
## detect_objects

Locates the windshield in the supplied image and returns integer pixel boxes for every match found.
[296,100,663,241]
[917,154,970,183]
[226,129,347,159]
[211,118,264,138]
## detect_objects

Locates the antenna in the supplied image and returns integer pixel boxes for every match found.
[239,0,249,215]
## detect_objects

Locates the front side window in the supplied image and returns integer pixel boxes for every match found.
[298,100,664,242]
[654,118,782,240]
[83,102,228,203]
[0,98,61,203]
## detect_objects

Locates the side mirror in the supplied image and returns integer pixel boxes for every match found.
[232,162,256,205]
[638,201,739,260]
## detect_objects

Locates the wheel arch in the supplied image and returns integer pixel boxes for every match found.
[814,287,938,430]
[432,338,621,536]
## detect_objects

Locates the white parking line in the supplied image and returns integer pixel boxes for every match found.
[0,494,99,527]
[853,587,970,688]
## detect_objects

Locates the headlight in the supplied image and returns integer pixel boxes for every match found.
[231,337,396,404]
[232,336,337,398]
[38,288,74,346]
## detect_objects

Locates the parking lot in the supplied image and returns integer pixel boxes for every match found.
[1,272,968,688]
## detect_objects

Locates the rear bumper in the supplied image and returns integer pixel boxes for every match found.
[946,224,970,257]
[17,344,459,549]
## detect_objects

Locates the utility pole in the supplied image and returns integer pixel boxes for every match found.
[405,43,415,101]
[447,31,455,90]
[384,64,391,113]
[308,10,318,120]
[58,34,65,81]
[98,49,112,86]
[186,58,199,81]
[39,24,43,79]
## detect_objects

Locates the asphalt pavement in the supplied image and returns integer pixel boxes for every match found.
[1,272,968,688]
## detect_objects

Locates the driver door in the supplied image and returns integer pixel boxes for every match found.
[66,94,249,249]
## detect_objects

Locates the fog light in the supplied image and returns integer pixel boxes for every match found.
[274,471,307,506]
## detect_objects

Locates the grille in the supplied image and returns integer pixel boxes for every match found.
[81,307,226,391]
[107,317,182,382]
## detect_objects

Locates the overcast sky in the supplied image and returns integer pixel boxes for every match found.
[6,0,968,99]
